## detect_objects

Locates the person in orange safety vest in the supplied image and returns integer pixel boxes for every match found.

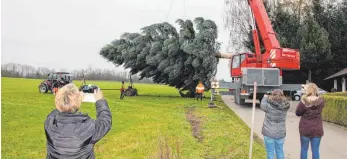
[195,81,205,101]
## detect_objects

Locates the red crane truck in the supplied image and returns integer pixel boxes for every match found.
[218,0,302,105]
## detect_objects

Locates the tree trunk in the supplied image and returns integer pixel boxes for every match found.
[298,0,302,22]
[308,69,312,83]
[178,89,196,98]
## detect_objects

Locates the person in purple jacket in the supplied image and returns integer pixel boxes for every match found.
[296,83,325,159]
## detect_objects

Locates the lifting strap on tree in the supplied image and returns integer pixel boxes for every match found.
[165,0,175,21]
[165,0,187,22]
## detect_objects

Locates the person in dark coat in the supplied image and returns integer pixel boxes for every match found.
[260,89,290,159]
[44,83,112,159]
[296,83,324,159]
[120,81,125,99]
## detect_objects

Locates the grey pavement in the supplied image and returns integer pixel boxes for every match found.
[222,95,347,159]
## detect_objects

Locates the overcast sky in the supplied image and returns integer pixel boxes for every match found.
[2,0,233,80]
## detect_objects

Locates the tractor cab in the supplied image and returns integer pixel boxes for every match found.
[47,72,73,84]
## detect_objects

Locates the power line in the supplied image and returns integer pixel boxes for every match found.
[165,0,175,22]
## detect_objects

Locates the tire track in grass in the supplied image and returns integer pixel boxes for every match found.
[185,107,203,142]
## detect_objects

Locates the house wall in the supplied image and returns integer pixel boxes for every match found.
[342,75,346,92]
[334,75,347,92]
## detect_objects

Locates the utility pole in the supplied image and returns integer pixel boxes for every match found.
[249,82,257,159]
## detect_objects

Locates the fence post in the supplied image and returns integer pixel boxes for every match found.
[249,81,257,159]
[208,79,217,108]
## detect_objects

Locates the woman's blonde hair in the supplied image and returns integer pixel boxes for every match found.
[305,83,319,97]
[55,83,83,113]
[269,89,287,101]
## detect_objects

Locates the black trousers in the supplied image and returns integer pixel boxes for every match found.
[196,93,203,100]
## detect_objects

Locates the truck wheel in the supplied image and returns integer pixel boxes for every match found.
[234,93,239,105]
[39,84,48,93]
[257,96,263,103]
[294,95,300,101]
[234,89,245,106]
[240,98,245,105]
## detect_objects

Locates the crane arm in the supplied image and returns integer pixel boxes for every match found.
[248,0,280,54]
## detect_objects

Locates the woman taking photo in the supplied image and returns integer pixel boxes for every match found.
[44,83,112,159]
[296,83,324,159]
[260,89,290,159]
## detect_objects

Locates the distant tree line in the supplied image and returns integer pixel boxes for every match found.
[1,63,154,84]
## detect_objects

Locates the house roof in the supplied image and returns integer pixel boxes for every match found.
[325,68,347,80]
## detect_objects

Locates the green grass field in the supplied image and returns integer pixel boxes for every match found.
[1,77,265,159]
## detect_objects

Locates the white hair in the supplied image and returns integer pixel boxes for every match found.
[55,83,83,112]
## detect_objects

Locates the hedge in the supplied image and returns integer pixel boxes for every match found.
[322,94,347,127]
[324,92,347,97]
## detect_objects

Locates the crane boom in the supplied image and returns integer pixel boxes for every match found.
[249,0,280,54]
[219,0,300,78]
[247,0,300,70]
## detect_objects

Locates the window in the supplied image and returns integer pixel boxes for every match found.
[48,74,53,80]
[52,74,58,80]
[232,55,240,68]
[240,54,246,64]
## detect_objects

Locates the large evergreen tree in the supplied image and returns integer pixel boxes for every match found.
[296,14,332,83]
[320,1,347,70]
[100,18,221,97]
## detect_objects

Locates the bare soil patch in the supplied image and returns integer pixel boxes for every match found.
[185,107,203,142]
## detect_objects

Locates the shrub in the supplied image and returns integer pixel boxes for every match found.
[322,95,347,127]
[324,92,347,97]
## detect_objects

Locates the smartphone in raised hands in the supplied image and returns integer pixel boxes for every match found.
[80,84,99,103]
[82,93,97,103]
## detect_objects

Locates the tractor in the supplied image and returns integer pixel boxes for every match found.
[123,75,138,96]
[38,72,73,93]
[79,73,138,96]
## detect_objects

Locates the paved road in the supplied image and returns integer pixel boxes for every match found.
[222,95,347,159]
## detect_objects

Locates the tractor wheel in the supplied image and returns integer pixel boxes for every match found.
[125,89,133,96]
[39,84,48,93]
[133,89,138,96]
